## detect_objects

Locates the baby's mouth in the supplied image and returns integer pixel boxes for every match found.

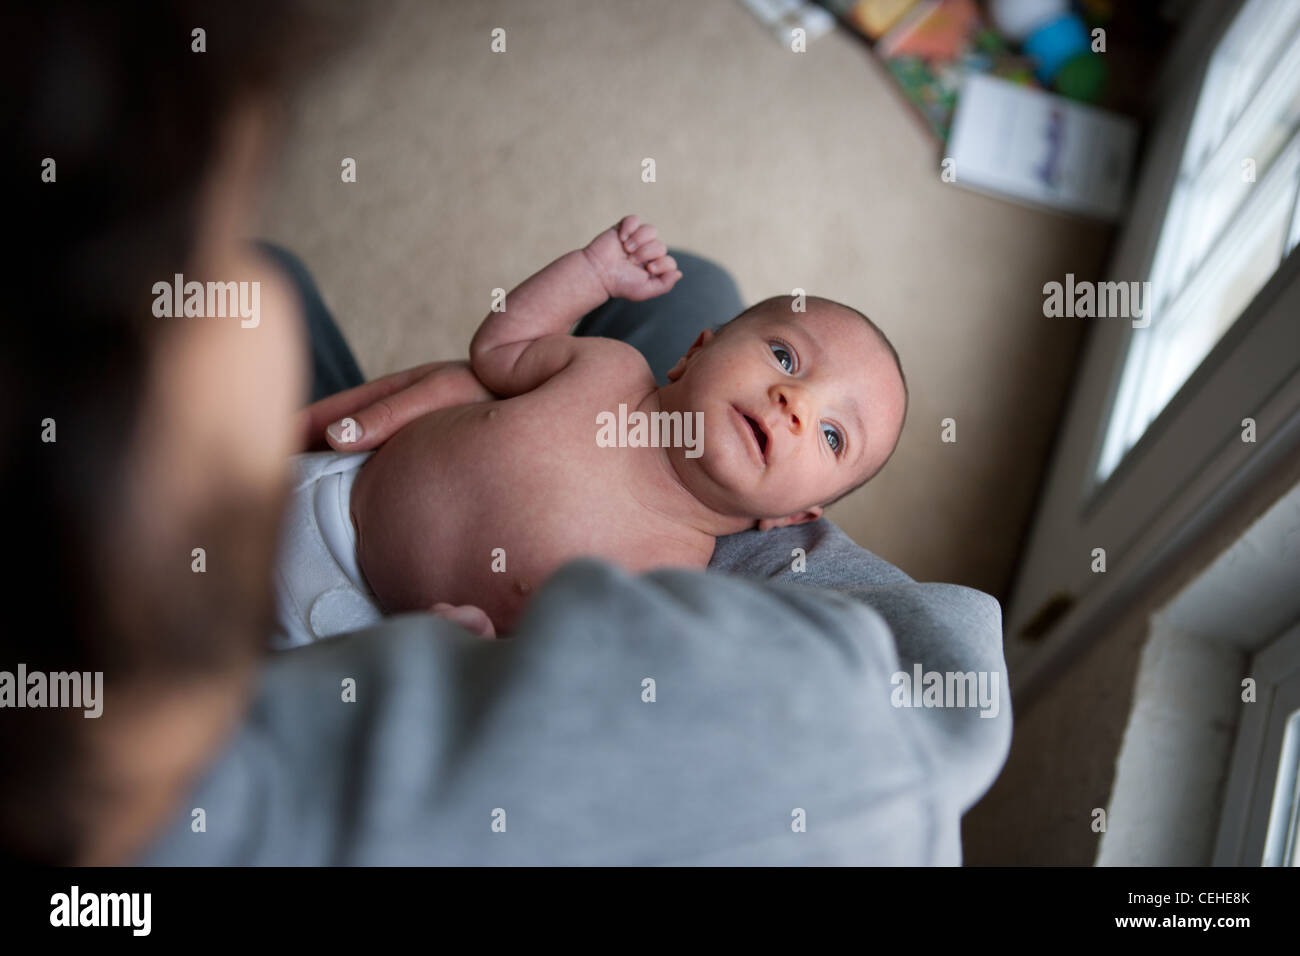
[740,410,769,462]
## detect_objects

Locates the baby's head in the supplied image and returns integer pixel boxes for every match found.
[660,295,907,529]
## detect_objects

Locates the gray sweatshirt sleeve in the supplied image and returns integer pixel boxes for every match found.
[136,522,1010,865]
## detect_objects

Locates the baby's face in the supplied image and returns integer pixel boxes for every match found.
[660,301,905,524]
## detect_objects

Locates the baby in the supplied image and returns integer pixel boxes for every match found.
[272,216,907,645]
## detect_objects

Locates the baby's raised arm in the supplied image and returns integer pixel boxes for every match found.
[469,215,681,396]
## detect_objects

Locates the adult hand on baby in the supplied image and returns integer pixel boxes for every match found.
[583,215,682,302]
[298,359,494,452]
[302,216,679,452]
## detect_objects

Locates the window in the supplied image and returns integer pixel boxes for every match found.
[1264,707,1300,865]
[1214,617,1300,865]
[1097,0,1300,481]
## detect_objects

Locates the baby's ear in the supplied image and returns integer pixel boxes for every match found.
[756,506,822,531]
[665,329,715,382]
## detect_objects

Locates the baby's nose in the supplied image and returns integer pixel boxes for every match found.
[769,383,810,432]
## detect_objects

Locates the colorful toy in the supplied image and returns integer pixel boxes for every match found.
[988,0,1106,102]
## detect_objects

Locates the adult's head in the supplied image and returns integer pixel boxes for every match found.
[2,1,347,863]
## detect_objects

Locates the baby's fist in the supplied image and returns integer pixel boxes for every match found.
[583,215,682,302]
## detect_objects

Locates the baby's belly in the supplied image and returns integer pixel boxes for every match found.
[351,400,691,632]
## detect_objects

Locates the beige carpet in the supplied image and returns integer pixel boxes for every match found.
[264,0,1112,600]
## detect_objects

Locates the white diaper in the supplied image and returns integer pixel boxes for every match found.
[271,451,383,650]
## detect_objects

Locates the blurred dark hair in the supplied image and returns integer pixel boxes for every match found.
[0,1,348,863]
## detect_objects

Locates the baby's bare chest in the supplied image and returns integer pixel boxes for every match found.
[449,398,628,525]
[354,383,710,628]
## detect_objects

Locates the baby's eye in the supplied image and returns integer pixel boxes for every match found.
[822,424,842,455]
[770,344,794,372]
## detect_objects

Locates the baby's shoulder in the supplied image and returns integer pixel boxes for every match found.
[558,336,655,385]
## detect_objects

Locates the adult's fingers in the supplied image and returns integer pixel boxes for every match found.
[321,361,494,452]
[299,361,447,450]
